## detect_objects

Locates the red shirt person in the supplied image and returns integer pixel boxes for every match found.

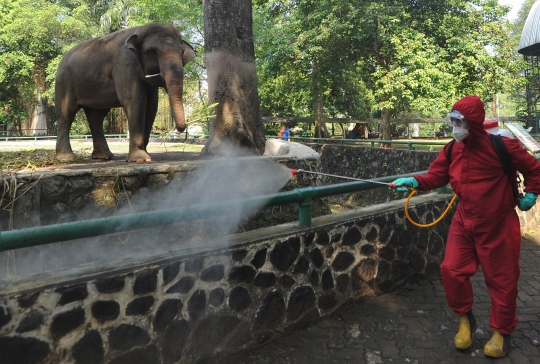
[391,95,540,357]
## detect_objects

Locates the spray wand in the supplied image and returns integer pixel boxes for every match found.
[291,168,457,228]
[291,169,399,188]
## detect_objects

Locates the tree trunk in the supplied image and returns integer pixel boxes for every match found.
[313,96,329,138]
[22,95,48,136]
[491,96,497,117]
[34,97,48,135]
[107,110,116,134]
[380,107,392,148]
[338,123,346,138]
[107,109,125,134]
[47,105,56,134]
[312,68,330,139]
[202,0,265,155]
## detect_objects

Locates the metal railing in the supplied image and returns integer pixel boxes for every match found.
[0,134,128,141]
[0,133,207,142]
[267,135,449,150]
[0,134,449,150]
[0,171,434,253]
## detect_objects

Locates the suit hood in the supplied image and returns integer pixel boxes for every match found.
[451,96,485,134]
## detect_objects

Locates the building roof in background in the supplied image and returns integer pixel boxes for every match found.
[519,1,540,55]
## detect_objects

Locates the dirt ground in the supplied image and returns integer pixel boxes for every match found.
[0,139,208,173]
[52,149,207,171]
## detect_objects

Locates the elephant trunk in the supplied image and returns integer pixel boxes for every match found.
[161,59,187,132]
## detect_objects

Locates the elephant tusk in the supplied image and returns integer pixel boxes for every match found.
[145,73,161,78]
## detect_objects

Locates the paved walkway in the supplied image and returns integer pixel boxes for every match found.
[230,231,540,363]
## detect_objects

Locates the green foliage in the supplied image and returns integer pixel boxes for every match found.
[507,0,538,118]
[70,110,91,135]
[255,0,524,130]
[254,0,374,119]
[0,0,206,136]
[0,0,95,132]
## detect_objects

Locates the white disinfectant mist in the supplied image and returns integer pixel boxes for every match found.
[0,145,293,282]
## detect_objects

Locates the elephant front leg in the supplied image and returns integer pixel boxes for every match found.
[56,126,76,161]
[144,87,159,149]
[84,108,115,160]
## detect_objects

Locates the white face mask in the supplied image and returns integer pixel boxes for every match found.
[453,126,469,142]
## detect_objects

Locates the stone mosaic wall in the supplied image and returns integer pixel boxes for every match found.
[0,194,455,364]
[308,143,439,205]
[0,155,326,231]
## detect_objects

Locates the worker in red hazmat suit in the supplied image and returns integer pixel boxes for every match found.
[391,95,540,358]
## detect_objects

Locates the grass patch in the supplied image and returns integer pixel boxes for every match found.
[0,149,89,172]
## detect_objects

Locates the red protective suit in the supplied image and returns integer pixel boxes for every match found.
[414,96,540,334]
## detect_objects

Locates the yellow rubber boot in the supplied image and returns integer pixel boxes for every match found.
[484,330,511,358]
[454,313,477,350]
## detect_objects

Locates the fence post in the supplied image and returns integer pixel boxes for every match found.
[297,188,314,226]
[298,197,312,226]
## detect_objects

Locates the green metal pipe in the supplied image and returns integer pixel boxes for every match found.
[0,172,428,252]
[0,197,283,252]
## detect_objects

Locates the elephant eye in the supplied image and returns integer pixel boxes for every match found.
[145,49,159,58]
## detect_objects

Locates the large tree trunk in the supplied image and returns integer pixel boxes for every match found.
[202,0,265,155]
[380,107,392,148]
[22,95,48,136]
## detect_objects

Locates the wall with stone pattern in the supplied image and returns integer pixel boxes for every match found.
[0,155,328,231]
[308,143,440,205]
[0,193,456,364]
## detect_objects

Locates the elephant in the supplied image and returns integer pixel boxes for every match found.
[55,22,196,162]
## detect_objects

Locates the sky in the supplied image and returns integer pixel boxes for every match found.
[499,0,525,21]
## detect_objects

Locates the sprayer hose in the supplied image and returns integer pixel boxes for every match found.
[404,189,458,228]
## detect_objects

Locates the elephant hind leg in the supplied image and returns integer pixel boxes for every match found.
[55,92,80,160]
[84,108,114,160]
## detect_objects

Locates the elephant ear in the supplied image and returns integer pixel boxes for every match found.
[182,41,196,65]
[125,34,139,56]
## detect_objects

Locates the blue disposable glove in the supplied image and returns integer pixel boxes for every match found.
[517,192,538,211]
[390,177,419,192]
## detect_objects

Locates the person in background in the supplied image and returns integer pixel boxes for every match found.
[348,123,361,139]
[391,95,540,358]
[282,124,291,141]
[483,119,514,138]
[278,127,285,140]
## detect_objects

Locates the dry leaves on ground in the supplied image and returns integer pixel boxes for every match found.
[0,149,89,172]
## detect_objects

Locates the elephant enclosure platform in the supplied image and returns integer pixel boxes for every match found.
[0,139,207,173]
